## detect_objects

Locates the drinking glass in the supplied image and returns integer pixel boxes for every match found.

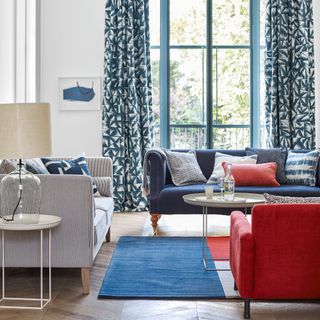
[204,185,213,199]
[218,177,224,199]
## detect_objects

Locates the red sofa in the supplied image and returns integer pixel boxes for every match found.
[230,204,320,319]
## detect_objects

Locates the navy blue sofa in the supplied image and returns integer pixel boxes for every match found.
[147,149,320,233]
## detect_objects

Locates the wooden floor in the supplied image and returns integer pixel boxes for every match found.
[0,212,319,320]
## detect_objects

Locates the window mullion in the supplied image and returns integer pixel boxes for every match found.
[250,0,260,147]
[160,0,170,148]
[206,0,213,149]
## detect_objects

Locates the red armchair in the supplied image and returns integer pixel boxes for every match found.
[230,204,320,319]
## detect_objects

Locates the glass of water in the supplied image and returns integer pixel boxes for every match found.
[218,177,224,199]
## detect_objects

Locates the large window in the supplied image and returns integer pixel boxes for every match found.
[150,0,265,149]
[0,0,38,104]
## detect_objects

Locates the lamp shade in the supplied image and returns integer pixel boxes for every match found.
[0,103,52,159]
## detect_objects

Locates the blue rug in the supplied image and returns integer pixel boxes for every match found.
[99,236,233,299]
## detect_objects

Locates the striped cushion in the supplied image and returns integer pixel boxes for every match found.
[92,177,113,197]
[285,150,320,186]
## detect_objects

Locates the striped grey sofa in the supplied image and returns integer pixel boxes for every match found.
[0,157,113,294]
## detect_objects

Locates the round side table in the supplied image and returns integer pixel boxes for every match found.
[183,193,265,271]
[0,214,61,310]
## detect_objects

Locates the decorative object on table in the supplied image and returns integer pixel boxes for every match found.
[285,150,320,186]
[41,153,99,195]
[207,152,257,183]
[222,162,280,187]
[245,147,287,184]
[99,236,238,299]
[59,77,101,111]
[223,163,235,201]
[264,193,320,204]
[0,103,52,224]
[163,149,207,186]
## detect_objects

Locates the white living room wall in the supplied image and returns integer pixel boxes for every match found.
[40,0,105,156]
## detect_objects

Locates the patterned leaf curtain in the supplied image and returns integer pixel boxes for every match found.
[265,0,315,149]
[103,0,154,212]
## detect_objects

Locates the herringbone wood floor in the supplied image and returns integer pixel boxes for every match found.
[0,212,319,320]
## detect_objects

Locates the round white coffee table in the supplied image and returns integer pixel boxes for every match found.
[183,193,265,271]
[0,214,61,309]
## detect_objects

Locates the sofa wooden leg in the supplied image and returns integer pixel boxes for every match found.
[81,268,90,294]
[244,299,251,319]
[150,214,161,236]
[234,281,238,291]
[105,227,111,242]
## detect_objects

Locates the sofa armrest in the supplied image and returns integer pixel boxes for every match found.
[147,151,167,213]
[0,174,95,268]
[230,211,254,298]
[86,157,113,178]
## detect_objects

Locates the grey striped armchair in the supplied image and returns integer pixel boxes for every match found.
[0,157,114,294]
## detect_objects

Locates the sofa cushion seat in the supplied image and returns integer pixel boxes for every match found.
[158,184,320,215]
[94,209,107,246]
[93,197,113,246]
[94,197,113,213]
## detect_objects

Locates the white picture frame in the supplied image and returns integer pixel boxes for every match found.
[59,77,101,111]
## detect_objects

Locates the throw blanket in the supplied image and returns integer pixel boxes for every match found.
[142,148,166,196]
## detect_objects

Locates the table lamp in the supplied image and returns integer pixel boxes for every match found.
[0,103,52,224]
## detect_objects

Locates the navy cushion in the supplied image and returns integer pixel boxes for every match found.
[245,148,287,184]
[41,155,98,194]
[158,184,320,215]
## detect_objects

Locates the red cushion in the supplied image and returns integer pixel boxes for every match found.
[222,162,280,186]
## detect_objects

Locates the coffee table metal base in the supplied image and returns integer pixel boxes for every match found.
[202,206,231,271]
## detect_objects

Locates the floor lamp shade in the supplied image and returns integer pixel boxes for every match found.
[0,103,52,224]
[0,103,52,159]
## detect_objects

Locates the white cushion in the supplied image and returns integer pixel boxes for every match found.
[208,152,257,183]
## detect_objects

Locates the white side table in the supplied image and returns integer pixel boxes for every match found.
[0,214,61,310]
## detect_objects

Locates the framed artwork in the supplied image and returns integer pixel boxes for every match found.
[59,77,101,111]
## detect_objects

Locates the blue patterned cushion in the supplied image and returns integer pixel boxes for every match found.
[41,155,98,194]
[285,150,320,186]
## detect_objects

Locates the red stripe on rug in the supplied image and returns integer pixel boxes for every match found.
[207,236,230,260]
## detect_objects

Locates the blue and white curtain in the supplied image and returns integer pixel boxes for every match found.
[103,0,154,212]
[265,0,315,149]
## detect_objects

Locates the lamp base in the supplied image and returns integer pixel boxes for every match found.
[0,160,41,224]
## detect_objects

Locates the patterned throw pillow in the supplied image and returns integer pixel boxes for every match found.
[264,193,320,204]
[92,177,113,197]
[285,150,320,186]
[163,150,207,186]
[245,148,287,184]
[41,154,98,194]
[25,158,49,174]
[208,152,257,183]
